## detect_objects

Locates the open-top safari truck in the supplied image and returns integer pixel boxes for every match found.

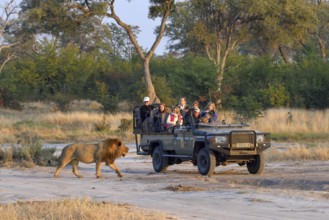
[133,105,271,176]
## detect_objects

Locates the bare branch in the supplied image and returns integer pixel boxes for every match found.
[107,1,145,60]
[146,0,173,59]
[205,43,214,63]
[0,52,16,74]
[0,1,18,74]
[0,42,18,53]
[1,0,17,34]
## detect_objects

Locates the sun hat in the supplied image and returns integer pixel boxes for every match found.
[143,96,150,102]
[194,107,200,112]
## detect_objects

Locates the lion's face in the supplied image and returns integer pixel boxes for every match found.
[113,139,129,157]
[119,143,129,157]
[104,138,129,161]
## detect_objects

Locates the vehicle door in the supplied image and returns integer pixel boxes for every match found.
[173,127,193,156]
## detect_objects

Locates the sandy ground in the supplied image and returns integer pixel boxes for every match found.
[1,143,329,220]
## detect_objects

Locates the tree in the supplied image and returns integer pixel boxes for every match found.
[77,0,174,103]
[19,0,108,53]
[106,23,137,60]
[167,0,317,107]
[248,0,317,63]
[0,0,18,74]
[16,0,175,104]
[167,0,262,107]
[312,0,329,62]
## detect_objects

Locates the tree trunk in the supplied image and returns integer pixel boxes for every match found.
[143,59,160,103]
[215,66,224,109]
[278,45,289,64]
[105,0,174,104]
[318,38,326,63]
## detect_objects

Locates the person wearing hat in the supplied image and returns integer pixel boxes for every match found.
[140,96,153,123]
[183,105,201,126]
[192,107,201,124]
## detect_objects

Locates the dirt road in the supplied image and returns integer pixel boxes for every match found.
[1,144,329,219]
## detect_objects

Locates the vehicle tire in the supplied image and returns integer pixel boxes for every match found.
[197,148,216,177]
[247,152,265,174]
[152,146,168,173]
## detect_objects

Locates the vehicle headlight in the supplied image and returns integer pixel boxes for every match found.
[256,135,265,143]
[215,136,227,143]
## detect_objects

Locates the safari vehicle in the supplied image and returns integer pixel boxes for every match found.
[133,105,271,176]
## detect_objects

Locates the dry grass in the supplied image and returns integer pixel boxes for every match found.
[0,101,133,143]
[0,103,329,155]
[248,108,329,137]
[218,108,329,141]
[0,198,178,220]
[219,108,329,134]
[267,143,329,161]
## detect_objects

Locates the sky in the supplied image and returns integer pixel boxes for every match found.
[114,0,169,55]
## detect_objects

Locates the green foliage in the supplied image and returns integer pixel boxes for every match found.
[1,0,329,113]
[151,54,217,106]
[0,87,23,110]
[152,75,174,105]
[52,92,72,111]
[223,56,288,116]
[293,59,329,109]
[94,81,119,112]
[233,96,263,119]
[262,83,289,108]
[149,0,175,18]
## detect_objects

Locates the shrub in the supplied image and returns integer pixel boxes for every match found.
[1,135,56,167]
[94,115,111,132]
[117,119,132,132]
[234,96,263,119]
[0,87,23,110]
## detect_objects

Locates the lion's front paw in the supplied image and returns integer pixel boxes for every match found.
[117,173,123,178]
[96,175,103,179]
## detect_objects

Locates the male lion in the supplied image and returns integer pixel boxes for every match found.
[54,138,129,178]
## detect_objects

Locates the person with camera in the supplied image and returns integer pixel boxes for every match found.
[200,102,218,123]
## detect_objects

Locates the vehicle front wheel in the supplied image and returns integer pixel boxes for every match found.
[247,152,265,174]
[197,148,216,177]
[152,146,168,173]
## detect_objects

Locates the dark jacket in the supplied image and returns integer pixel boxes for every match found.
[140,104,153,122]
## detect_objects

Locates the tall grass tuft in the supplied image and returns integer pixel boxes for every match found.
[249,108,329,135]
[94,115,111,132]
[267,144,329,161]
[0,198,178,220]
[0,134,56,167]
[117,119,132,132]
